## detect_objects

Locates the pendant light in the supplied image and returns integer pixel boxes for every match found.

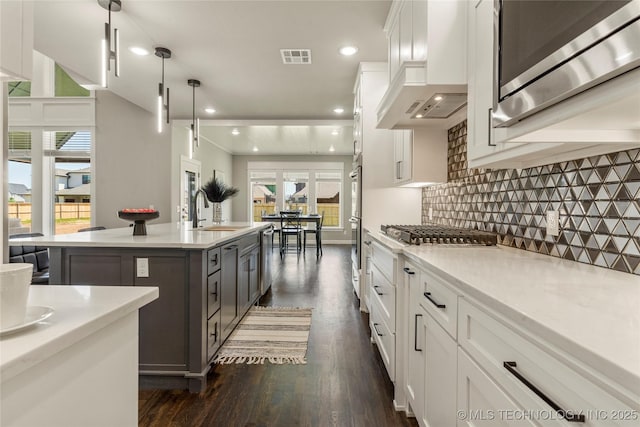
[187,79,201,152]
[155,47,171,133]
[98,0,121,88]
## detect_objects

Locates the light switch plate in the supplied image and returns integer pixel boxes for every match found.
[428,207,433,221]
[137,258,149,278]
[546,210,559,237]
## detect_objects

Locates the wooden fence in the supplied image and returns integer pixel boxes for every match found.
[252,203,340,226]
[7,203,91,221]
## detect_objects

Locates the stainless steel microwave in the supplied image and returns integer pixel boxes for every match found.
[493,0,640,127]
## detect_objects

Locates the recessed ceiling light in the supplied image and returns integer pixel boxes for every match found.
[204,107,216,114]
[331,129,339,136]
[333,107,344,114]
[329,145,335,152]
[434,95,444,101]
[129,46,149,56]
[415,114,423,118]
[231,129,240,135]
[339,46,358,56]
[252,146,259,152]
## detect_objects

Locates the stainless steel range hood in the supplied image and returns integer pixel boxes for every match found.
[375,61,467,130]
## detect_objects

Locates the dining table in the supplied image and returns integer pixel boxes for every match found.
[260,214,323,256]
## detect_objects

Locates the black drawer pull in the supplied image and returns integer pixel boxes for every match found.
[210,253,218,264]
[373,285,384,296]
[414,314,422,352]
[372,323,383,337]
[403,267,415,275]
[503,361,585,423]
[210,281,218,297]
[424,292,446,309]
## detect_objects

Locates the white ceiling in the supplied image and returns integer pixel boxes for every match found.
[32,0,392,155]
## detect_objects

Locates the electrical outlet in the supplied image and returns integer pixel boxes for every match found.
[137,258,149,278]
[546,210,560,237]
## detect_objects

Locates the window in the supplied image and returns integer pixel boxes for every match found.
[250,171,277,222]
[315,171,341,227]
[248,162,344,228]
[283,171,309,214]
[82,175,90,184]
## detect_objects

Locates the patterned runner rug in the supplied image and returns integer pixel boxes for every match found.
[213,306,312,365]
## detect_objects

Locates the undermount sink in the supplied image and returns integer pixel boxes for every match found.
[199,225,251,231]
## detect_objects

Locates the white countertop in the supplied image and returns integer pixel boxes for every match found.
[8,222,271,249]
[367,232,640,398]
[0,285,158,382]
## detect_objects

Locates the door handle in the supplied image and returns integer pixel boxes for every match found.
[488,108,496,146]
[414,314,422,352]
[424,292,446,309]
[403,267,415,275]
[372,323,383,337]
[503,361,584,422]
[373,285,384,296]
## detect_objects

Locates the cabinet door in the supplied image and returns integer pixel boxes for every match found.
[389,19,401,82]
[458,349,536,427]
[423,312,457,427]
[221,244,238,340]
[238,252,250,312]
[399,1,413,64]
[249,247,260,303]
[411,0,428,61]
[393,130,412,183]
[405,266,426,426]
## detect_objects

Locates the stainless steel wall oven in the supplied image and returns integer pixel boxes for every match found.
[493,0,640,127]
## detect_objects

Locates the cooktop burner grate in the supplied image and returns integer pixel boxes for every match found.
[381,224,497,246]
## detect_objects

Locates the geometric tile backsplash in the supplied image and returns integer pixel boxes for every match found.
[422,120,640,275]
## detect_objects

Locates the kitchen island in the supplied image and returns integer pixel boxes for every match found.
[0,285,158,427]
[10,222,271,392]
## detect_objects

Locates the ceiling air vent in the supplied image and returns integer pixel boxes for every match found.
[412,93,467,119]
[280,49,312,64]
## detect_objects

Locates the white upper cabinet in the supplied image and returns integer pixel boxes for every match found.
[377,0,468,130]
[393,127,447,187]
[467,0,640,169]
[0,0,33,81]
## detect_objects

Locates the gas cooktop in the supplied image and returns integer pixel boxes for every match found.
[381,224,497,246]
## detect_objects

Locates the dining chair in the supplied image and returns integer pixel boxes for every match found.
[279,210,303,256]
[303,212,324,257]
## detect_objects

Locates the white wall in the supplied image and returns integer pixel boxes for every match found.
[170,125,234,223]
[94,91,172,228]
[232,154,353,243]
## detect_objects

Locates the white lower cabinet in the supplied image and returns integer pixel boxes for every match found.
[458,349,536,427]
[457,298,636,427]
[405,260,457,427]
[424,311,457,427]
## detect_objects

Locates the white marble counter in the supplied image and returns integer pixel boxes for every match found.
[0,285,158,381]
[8,222,271,249]
[367,231,640,399]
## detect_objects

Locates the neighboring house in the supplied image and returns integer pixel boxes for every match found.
[8,183,31,203]
[291,183,339,203]
[252,184,274,204]
[67,167,91,188]
[55,183,91,203]
[55,168,91,202]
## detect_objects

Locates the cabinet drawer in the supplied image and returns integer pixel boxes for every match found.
[207,247,221,274]
[207,270,221,316]
[371,297,395,382]
[418,269,458,340]
[371,241,396,284]
[370,263,396,332]
[458,299,635,425]
[207,310,221,360]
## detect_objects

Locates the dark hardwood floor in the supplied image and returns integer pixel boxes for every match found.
[139,245,418,427]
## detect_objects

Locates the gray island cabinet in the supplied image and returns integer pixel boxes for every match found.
[13,222,269,392]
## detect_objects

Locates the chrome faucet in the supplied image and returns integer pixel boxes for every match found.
[192,189,210,228]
